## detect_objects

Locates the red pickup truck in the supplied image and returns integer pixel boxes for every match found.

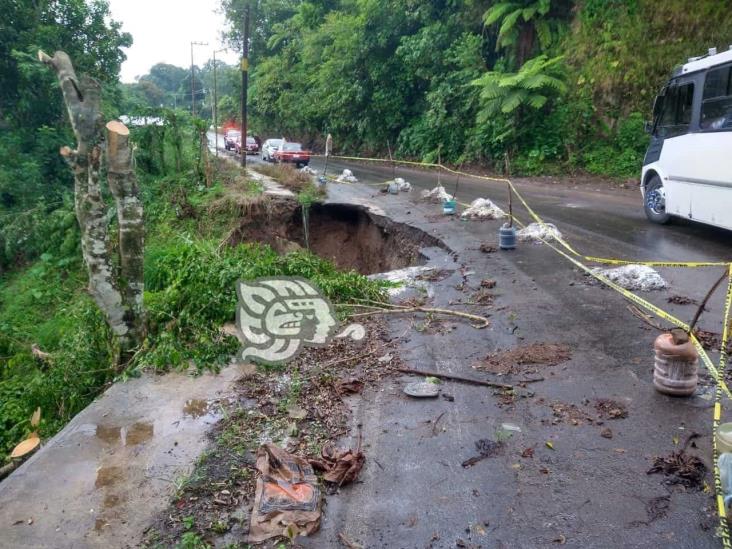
[273,142,311,168]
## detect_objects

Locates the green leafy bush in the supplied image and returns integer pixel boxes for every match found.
[140,239,386,372]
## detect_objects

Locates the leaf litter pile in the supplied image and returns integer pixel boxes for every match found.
[647,434,706,490]
[144,317,402,547]
[475,342,571,375]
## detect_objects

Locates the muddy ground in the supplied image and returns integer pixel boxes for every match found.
[141,168,729,548]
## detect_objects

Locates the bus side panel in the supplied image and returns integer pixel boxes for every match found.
[690,183,732,231]
[660,132,732,229]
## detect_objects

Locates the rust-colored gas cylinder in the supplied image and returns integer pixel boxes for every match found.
[653,331,699,396]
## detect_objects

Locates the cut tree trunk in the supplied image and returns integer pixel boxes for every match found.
[106,120,145,343]
[39,51,144,361]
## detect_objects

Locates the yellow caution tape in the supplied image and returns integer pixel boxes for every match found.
[712,267,732,546]
[317,153,730,268]
[319,150,732,543]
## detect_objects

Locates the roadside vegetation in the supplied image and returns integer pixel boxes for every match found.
[0,1,383,461]
[214,0,732,178]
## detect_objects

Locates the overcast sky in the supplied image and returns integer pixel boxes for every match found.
[108,0,240,83]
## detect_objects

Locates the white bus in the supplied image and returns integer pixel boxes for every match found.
[642,47,732,231]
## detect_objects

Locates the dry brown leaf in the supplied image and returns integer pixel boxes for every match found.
[30,407,41,427]
[11,436,40,458]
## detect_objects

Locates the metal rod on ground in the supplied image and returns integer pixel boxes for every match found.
[324,133,332,177]
[438,145,442,187]
[686,270,729,338]
[505,153,513,227]
[240,3,250,168]
[453,162,463,202]
[397,367,513,390]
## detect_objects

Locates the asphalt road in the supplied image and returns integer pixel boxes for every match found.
[216,134,732,546]
[212,132,731,327]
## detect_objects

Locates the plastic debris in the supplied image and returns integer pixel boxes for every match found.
[299,166,318,175]
[516,222,563,243]
[403,381,440,398]
[420,185,453,203]
[336,169,358,183]
[369,266,435,297]
[249,444,322,543]
[460,198,506,220]
[393,177,412,191]
[591,264,667,291]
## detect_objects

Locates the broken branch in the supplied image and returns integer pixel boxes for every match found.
[346,301,490,328]
[397,367,513,390]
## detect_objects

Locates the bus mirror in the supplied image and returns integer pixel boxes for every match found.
[644,121,653,134]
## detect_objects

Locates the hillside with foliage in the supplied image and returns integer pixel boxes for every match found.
[0,0,384,461]
[219,0,732,177]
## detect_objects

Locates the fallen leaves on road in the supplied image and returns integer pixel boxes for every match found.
[309,441,365,487]
[647,449,706,489]
[667,295,700,306]
[594,399,628,420]
[249,443,322,543]
[462,439,504,468]
[336,377,364,395]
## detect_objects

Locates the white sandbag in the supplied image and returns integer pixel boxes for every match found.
[336,169,358,183]
[460,198,506,220]
[591,264,667,291]
[420,185,453,203]
[517,222,563,243]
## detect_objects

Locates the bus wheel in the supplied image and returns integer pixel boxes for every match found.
[644,176,671,224]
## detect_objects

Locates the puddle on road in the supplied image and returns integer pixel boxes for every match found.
[183,399,210,418]
[95,465,124,488]
[95,421,154,446]
[125,421,154,445]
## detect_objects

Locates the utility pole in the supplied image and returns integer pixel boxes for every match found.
[212,48,226,157]
[240,2,250,167]
[190,41,208,117]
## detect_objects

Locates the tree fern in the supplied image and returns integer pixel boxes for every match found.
[473,55,566,118]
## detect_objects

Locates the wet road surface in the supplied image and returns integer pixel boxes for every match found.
[300,180,728,548]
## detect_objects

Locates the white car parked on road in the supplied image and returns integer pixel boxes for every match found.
[261,138,284,162]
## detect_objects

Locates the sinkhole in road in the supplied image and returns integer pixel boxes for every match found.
[229,200,445,275]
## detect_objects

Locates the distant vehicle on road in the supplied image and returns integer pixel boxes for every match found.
[224,130,240,151]
[236,136,260,155]
[273,142,310,168]
[262,138,283,162]
[642,46,732,230]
